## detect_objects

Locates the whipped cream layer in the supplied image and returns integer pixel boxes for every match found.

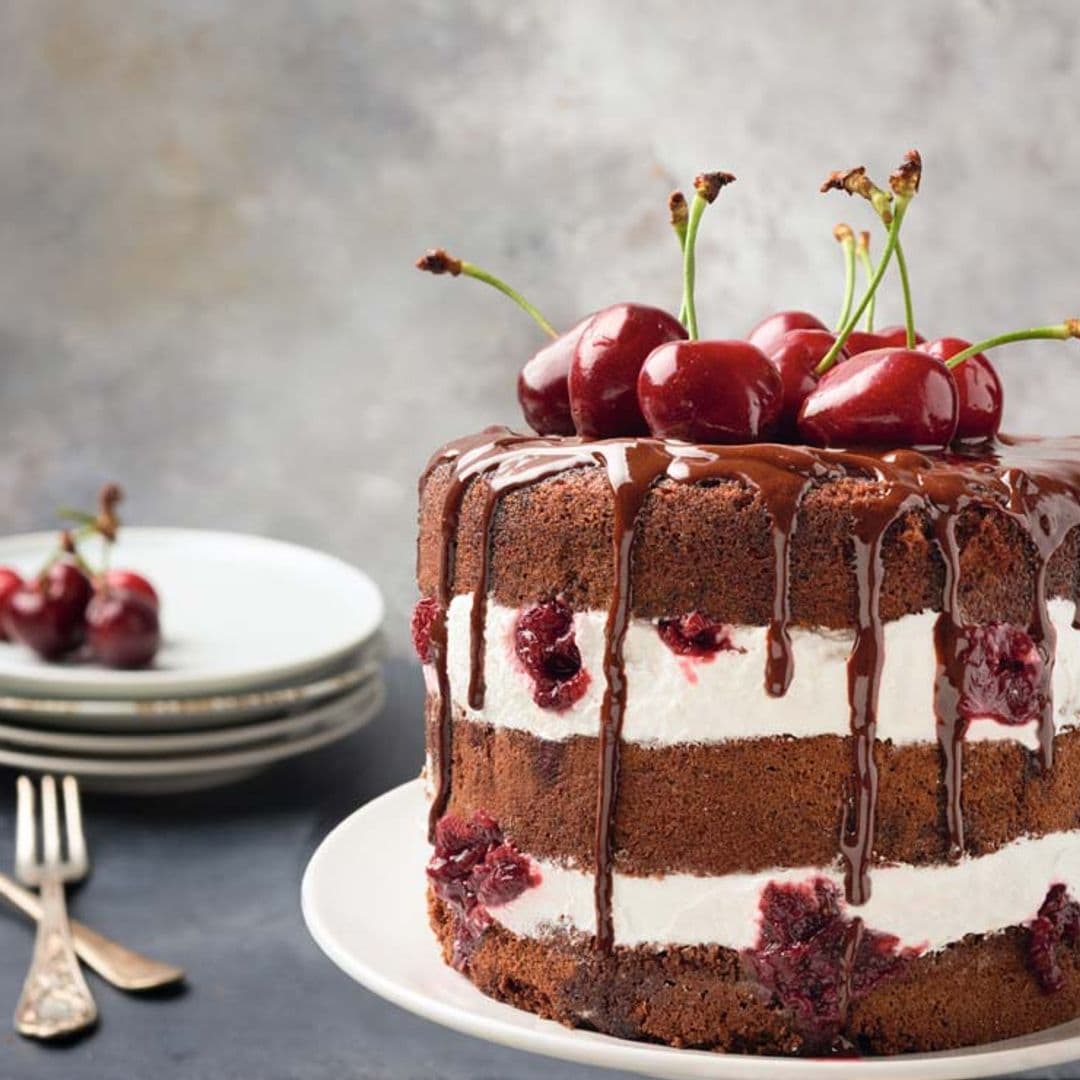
[491,830,1080,953]
[443,595,1080,748]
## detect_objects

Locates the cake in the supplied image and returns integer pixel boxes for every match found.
[412,151,1080,1055]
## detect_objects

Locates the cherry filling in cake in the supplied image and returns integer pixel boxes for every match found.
[513,600,591,710]
[426,810,540,971]
[1028,885,1080,992]
[958,622,1045,727]
[657,611,743,658]
[745,879,920,1047]
[411,596,439,664]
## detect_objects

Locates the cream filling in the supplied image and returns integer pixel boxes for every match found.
[490,830,1080,953]
[443,595,1080,748]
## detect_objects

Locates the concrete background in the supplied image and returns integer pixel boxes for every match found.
[0,1,1079,1076]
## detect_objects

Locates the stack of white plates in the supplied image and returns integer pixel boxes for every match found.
[0,528,385,793]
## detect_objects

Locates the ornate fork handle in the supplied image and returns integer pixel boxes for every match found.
[14,877,98,1039]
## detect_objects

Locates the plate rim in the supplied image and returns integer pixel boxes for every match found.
[0,679,384,778]
[0,672,383,756]
[302,779,1080,1080]
[0,526,385,699]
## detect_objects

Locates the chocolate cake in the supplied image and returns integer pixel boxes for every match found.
[415,431,1080,1055]
[411,150,1080,1055]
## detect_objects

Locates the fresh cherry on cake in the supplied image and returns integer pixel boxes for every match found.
[568,304,687,438]
[765,329,849,437]
[747,311,828,357]
[797,348,959,449]
[0,567,23,641]
[86,588,161,669]
[877,324,926,348]
[638,339,783,443]
[921,337,1003,442]
[101,569,160,611]
[843,330,889,356]
[517,315,594,436]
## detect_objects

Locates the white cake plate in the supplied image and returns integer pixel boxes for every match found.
[302,780,1080,1080]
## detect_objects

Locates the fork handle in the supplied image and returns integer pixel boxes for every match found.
[0,871,184,992]
[14,877,98,1039]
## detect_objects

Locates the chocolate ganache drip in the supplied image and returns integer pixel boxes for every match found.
[421,429,1080,944]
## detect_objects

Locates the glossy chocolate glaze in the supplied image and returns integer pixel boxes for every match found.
[420,428,1080,948]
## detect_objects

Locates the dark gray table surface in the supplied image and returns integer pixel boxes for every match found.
[0,656,1070,1079]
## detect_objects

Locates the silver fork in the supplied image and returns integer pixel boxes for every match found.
[13,775,98,1039]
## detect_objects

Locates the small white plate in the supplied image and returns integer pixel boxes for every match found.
[302,780,1080,1080]
[0,675,382,757]
[0,528,384,699]
[0,678,384,794]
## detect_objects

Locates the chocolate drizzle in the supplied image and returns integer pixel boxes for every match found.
[421,430,1080,939]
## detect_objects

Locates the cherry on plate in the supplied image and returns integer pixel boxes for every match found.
[0,567,23,642]
[102,569,160,611]
[86,590,161,669]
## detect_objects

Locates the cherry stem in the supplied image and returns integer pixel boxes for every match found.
[415,249,558,339]
[681,193,708,340]
[894,240,916,348]
[833,224,856,333]
[856,232,876,331]
[680,172,735,341]
[815,197,910,375]
[945,321,1080,369]
[669,192,689,324]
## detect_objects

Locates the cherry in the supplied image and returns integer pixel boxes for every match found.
[956,622,1042,726]
[639,339,782,443]
[798,348,958,449]
[0,567,23,642]
[877,324,926,348]
[517,315,592,436]
[747,311,827,357]
[5,555,93,660]
[86,589,161,669]
[922,337,1003,442]
[102,569,160,611]
[1028,884,1080,993]
[842,330,889,356]
[568,304,686,437]
[765,329,849,438]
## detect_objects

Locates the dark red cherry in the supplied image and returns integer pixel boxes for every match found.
[86,590,161,669]
[5,559,92,658]
[517,315,593,436]
[0,567,23,642]
[4,587,73,658]
[876,325,926,348]
[797,348,959,449]
[921,337,1003,442]
[746,311,827,357]
[766,330,849,438]
[638,340,783,444]
[411,596,439,664]
[568,304,686,438]
[843,330,889,357]
[102,569,160,611]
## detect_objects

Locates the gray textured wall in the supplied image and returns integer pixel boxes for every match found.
[2,0,1079,655]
